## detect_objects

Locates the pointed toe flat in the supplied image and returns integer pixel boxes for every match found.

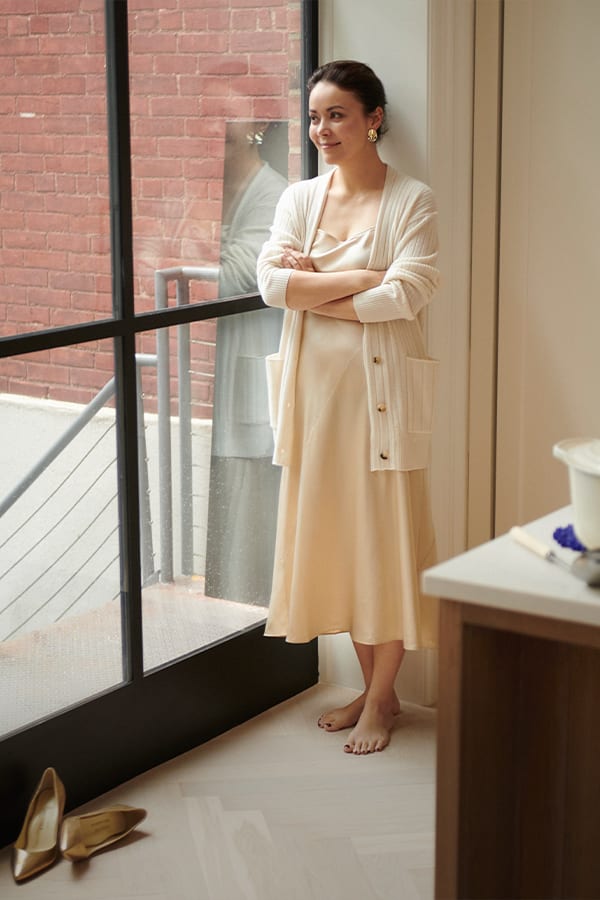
[59,804,146,861]
[12,767,66,882]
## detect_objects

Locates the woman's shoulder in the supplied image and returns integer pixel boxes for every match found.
[282,170,333,200]
[275,170,334,220]
[385,167,436,206]
[373,168,438,252]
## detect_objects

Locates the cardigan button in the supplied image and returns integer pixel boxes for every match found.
[373,355,382,364]
[377,403,387,412]
[380,451,389,460]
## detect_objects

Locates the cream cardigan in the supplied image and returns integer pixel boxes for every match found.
[256,165,440,471]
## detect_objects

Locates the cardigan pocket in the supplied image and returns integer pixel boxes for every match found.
[405,356,438,433]
[265,352,284,431]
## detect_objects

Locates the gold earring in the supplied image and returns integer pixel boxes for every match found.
[246,130,265,146]
[367,128,378,143]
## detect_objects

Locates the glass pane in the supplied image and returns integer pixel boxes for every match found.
[0,2,112,336]
[127,2,302,670]
[129,0,301,313]
[0,341,123,736]
[139,318,282,671]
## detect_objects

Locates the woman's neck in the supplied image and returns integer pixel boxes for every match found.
[317,156,387,242]
[332,155,387,198]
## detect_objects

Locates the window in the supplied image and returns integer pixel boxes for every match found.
[0,0,318,845]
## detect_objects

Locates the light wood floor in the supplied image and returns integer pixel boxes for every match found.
[0,684,436,899]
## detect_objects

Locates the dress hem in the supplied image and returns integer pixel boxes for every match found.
[263,626,437,651]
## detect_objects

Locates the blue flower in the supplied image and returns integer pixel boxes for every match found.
[553,524,587,552]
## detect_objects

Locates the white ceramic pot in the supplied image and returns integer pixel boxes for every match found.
[553,438,600,550]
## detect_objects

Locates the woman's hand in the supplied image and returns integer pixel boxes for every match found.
[281,246,316,272]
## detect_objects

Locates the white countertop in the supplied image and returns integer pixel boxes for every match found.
[422,506,600,628]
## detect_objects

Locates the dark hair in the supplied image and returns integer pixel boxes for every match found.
[307,60,388,138]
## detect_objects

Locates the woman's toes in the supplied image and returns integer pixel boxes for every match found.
[318,713,335,729]
[317,696,365,732]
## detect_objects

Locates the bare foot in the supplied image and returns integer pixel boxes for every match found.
[318,693,366,731]
[319,693,401,733]
[343,701,398,755]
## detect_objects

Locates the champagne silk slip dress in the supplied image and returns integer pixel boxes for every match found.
[265,226,438,649]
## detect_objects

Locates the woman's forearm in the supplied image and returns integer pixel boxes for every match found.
[310,297,359,320]
[285,269,381,310]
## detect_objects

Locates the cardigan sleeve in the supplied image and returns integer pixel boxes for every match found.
[353,185,440,323]
[256,183,304,310]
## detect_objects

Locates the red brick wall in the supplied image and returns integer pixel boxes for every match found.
[0,0,301,415]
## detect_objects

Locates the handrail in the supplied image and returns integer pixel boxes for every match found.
[0,354,157,587]
[153,266,269,582]
[0,353,156,519]
[154,265,219,581]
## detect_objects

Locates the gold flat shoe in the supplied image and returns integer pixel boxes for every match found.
[12,766,66,882]
[59,804,146,861]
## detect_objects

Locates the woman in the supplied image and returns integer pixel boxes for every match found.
[257,61,440,755]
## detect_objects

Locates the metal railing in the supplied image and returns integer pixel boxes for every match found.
[154,265,218,581]
[0,354,157,637]
[1,264,253,635]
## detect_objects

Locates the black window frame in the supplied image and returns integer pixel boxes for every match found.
[1,0,319,847]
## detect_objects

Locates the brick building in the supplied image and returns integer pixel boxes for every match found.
[1,0,301,416]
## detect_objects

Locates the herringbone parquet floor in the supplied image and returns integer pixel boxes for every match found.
[0,684,436,900]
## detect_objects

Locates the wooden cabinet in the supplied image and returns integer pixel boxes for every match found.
[423,510,600,899]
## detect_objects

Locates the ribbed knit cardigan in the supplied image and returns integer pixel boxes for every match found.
[256,165,440,471]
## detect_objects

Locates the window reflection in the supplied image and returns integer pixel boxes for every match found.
[137,123,289,671]
[128,0,303,667]
[138,324,272,672]
[205,120,287,605]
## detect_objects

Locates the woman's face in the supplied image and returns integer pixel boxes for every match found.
[308,80,382,165]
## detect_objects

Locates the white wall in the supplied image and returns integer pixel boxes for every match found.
[319,0,429,180]
[494,0,600,534]
[316,0,475,704]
